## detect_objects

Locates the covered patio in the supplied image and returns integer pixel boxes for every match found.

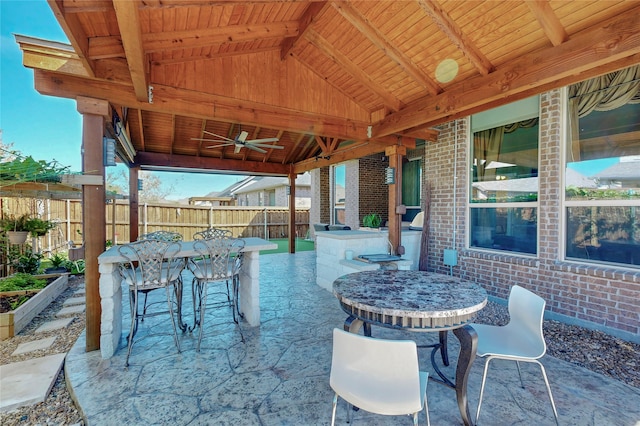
[65,251,640,425]
[16,0,640,353]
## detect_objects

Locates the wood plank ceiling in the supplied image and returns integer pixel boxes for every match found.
[17,0,640,176]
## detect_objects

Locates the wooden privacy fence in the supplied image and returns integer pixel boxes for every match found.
[1,196,310,254]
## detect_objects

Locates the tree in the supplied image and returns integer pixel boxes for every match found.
[106,168,175,203]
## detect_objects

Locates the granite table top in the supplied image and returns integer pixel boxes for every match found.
[333,270,488,330]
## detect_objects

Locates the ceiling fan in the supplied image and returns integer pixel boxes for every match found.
[192,130,283,154]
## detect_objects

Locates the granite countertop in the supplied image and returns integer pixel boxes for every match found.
[333,270,487,319]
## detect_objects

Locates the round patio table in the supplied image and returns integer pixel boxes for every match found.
[333,270,487,426]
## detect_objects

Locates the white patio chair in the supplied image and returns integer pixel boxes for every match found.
[330,328,430,426]
[118,239,186,367]
[187,237,245,351]
[471,285,559,425]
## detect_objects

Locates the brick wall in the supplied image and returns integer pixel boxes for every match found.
[423,90,640,343]
[358,155,388,226]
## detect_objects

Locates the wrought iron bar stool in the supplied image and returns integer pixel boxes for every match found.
[187,236,246,351]
[194,227,234,301]
[137,231,187,331]
[118,239,186,367]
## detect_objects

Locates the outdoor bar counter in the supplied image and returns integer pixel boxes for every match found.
[316,229,421,290]
[97,237,276,359]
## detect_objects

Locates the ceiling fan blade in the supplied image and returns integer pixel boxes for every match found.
[205,142,235,148]
[191,137,227,142]
[234,144,242,154]
[251,143,284,149]
[238,130,249,142]
[247,138,280,144]
[203,130,233,141]
[244,144,267,154]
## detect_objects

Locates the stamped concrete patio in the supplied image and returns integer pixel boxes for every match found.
[66,251,640,425]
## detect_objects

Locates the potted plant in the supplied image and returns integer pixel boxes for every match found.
[0,213,31,244]
[44,253,70,274]
[25,217,56,237]
[362,213,382,229]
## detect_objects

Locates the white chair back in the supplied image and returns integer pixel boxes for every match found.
[330,328,423,416]
[507,285,547,358]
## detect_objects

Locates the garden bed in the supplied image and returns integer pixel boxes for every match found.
[0,273,69,340]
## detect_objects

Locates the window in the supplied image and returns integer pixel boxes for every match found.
[564,65,640,268]
[333,164,346,225]
[469,96,540,254]
[402,158,422,221]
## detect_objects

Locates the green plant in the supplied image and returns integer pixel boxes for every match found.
[50,253,67,268]
[0,273,47,292]
[8,295,29,310]
[0,212,31,232]
[9,249,43,274]
[25,217,56,237]
[362,213,382,228]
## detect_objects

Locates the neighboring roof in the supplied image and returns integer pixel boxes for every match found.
[231,173,311,195]
[592,158,640,182]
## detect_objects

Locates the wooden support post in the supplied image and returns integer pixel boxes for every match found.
[77,96,109,352]
[288,171,296,254]
[385,145,406,255]
[129,166,140,242]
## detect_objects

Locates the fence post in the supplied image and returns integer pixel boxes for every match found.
[264,207,268,239]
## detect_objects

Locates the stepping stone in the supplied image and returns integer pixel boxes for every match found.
[11,337,57,356]
[73,289,85,296]
[0,353,66,412]
[63,296,85,306]
[56,305,85,317]
[35,317,74,333]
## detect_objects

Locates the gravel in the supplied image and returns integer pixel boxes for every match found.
[0,276,638,425]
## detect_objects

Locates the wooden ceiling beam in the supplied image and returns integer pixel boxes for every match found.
[112,0,148,102]
[88,21,300,58]
[417,0,493,76]
[332,1,441,96]
[136,151,290,176]
[47,0,95,77]
[305,28,402,112]
[373,9,640,137]
[294,140,388,173]
[525,0,568,47]
[283,133,307,164]
[33,68,414,146]
[280,1,328,60]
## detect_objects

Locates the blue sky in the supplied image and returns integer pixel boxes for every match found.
[0,0,246,200]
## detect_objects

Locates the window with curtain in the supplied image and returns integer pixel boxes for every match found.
[565,65,640,268]
[470,98,540,254]
[333,164,346,225]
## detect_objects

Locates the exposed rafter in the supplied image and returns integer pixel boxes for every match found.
[332,1,441,96]
[112,0,148,102]
[525,0,569,47]
[417,0,493,76]
[305,28,402,112]
[280,1,328,60]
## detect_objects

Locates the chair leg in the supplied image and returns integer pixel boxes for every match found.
[125,290,139,367]
[197,280,208,352]
[476,356,493,424]
[165,286,181,353]
[516,360,525,388]
[331,394,338,426]
[535,360,559,425]
[189,277,201,333]
[424,388,430,426]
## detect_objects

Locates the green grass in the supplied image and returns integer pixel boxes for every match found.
[260,238,315,255]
